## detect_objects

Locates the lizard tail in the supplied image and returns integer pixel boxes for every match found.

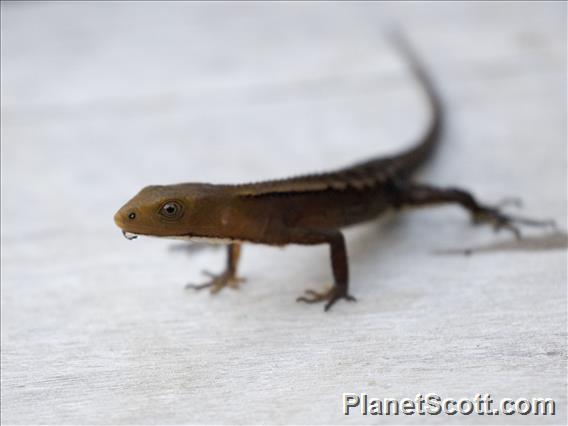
[234,33,442,197]
[346,33,442,180]
[388,32,442,177]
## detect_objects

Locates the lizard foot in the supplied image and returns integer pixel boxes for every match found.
[297,286,356,311]
[472,207,556,240]
[185,270,246,294]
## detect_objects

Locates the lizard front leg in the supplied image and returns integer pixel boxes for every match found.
[294,230,357,311]
[186,243,245,293]
[392,183,555,238]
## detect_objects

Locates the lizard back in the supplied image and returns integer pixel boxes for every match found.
[235,34,441,199]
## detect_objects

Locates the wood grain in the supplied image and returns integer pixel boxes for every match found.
[1,2,566,424]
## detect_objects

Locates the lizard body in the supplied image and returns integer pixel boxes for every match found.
[114,37,550,310]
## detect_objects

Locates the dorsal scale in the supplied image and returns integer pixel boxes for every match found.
[235,157,397,198]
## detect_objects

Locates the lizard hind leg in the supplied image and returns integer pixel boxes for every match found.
[395,183,556,239]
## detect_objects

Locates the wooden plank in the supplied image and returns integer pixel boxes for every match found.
[1,1,566,424]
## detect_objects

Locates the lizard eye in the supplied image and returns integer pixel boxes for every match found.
[159,201,183,219]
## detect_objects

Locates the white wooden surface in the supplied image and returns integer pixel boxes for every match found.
[1,2,566,425]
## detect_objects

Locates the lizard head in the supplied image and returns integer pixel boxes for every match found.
[114,183,223,239]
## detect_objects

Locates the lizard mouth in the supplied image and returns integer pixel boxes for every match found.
[122,231,138,240]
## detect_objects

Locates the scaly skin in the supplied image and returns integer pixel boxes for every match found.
[114,36,553,311]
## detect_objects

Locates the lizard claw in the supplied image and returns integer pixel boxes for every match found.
[472,207,556,240]
[297,286,356,311]
[186,270,245,293]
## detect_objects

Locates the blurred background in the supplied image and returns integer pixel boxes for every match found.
[1,1,566,424]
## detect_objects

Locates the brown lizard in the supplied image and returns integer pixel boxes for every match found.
[114,36,553,311]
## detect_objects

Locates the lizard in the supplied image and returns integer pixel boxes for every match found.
[114,36,553,311]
